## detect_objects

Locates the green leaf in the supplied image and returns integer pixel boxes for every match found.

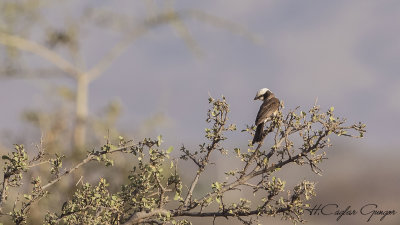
[330,106,334,112]
[213,182,221,190]
[234,148,240,156]
[263,157,268,165]
[1,155,10,160]
[173,192,180,201]
[157,135,163,147]
[23,194,32,200]
[167,146,174,154]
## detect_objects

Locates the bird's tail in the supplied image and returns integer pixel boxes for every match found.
[252,122,264,144]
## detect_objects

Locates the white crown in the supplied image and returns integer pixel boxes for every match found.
[257,88,269,96]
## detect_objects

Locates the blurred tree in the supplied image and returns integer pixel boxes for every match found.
[0,0,258,151]
[0,1,260,224]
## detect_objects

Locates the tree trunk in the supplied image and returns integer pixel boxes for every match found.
[73,75,88,151]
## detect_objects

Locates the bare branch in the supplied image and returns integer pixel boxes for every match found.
[0,173,10,213]
[0,32,81,78]
[123,208,170,225]
[41,144,135,191]
[86,9,261,81]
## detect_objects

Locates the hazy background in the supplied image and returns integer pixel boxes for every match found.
[0,1,399,224]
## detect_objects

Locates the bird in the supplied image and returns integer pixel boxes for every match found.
[252,88,280,144]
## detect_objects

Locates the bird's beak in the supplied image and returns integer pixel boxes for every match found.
[254,96,258,100]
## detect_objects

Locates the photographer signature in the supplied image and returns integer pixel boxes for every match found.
[305,203,397,222]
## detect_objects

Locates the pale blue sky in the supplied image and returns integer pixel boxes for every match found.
[0,0,399,150]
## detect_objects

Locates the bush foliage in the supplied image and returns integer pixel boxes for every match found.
[0,96,365,225]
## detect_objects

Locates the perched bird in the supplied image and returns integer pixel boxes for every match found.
[252,88,280,144]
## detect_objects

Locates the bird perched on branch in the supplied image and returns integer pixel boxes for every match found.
[252,88,280,144]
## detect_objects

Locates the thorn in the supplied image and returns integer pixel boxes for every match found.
[314,97,319,106]
[76,176,83,186]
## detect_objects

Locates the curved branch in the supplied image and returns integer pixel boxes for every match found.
[86,12,179,81]
[86,9,260,81]
[123,209,170,225]
[0,173,10,213]
[0,32,81,78]
[41,144,135,191]
[175,207,288,218]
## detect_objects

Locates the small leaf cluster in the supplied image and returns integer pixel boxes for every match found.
[49,154,65,176]
[1,144,28,188]
[45,178,123,225]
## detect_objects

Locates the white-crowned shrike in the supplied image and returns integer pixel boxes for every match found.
[252,88,280,144]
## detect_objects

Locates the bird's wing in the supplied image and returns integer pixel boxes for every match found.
[255,97,280,125]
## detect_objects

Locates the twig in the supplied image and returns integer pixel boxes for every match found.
[182,104,228,208]
[41,144,134,191]
[0,173,10,213]
[123,209,170,225]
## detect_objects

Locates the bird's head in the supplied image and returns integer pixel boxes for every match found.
[254,88,272,100]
